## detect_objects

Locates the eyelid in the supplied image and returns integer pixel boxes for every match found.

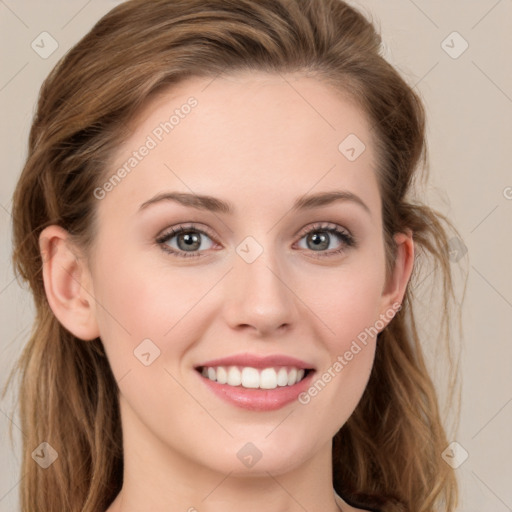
[292,221,356,257]
[295,221,352,240]
[155,222,220,258]
[156,222,217,242]
[156,221,356,258]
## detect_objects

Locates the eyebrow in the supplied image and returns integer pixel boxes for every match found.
[138,190,371,216]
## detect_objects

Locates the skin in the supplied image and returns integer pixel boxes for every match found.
[40,71,414,512]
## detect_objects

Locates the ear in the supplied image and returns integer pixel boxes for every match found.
[39,225,100,341]
[378,229,415,325]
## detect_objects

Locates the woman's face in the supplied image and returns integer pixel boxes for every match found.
[84,71,407,477]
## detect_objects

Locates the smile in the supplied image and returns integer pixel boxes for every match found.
[199,365,308,389]
[195,353,316,411]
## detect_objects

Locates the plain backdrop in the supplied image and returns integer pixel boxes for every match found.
[1,1,511,511]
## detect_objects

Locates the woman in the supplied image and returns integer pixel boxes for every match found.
[5,0,463,510]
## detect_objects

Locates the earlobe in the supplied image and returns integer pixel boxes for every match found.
[39,225,100,341]
[379,229,415,324]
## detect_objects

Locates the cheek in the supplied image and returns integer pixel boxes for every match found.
[90,248,220,371]
[293,258,385,419]
[317,273,381,383]
[297,278,380,435]
[300,258,386,348]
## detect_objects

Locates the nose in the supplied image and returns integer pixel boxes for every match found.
[221,246,300,337]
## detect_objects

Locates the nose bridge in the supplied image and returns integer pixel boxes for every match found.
[223,235,298,334]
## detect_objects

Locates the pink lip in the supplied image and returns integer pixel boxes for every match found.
[194,353,316,412]
[196,353,314,370]
[198,371,315,411]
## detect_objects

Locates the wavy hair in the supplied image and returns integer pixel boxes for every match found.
[4,0,465,510]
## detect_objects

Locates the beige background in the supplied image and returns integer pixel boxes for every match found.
[1,1,511,510]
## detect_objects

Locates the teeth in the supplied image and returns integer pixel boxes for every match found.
[260,368,277,389]
[200,366,308,389]
[227,366,241,386]
[241,367,259,388]
[277,367,289,386]
[216,366,228,384]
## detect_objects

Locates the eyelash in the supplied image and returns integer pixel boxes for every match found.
[155,222,356,259]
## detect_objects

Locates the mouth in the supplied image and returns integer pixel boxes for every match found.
[197,365,312,389]
[194,354,316,411]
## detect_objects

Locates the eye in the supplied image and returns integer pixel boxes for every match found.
[295,222,356,258]
[156,223,217,258]
[156,221,356,259]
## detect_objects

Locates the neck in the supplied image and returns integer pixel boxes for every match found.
[107,399,343,512]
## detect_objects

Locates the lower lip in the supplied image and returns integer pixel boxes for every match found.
[198,371,315,411]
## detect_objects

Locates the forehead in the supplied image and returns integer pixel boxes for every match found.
[100,71,380,219]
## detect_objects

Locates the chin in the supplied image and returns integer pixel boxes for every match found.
[193,428,326,477]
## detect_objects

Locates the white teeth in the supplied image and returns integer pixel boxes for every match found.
[200,365,309,389]
[216,366,228,384]
[241,367,259,388]
[287,368,297,386]
[260,368,277,389]
[277,367,289,386]
[227,366,242,386]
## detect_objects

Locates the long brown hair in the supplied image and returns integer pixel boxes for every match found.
[4,0,465,510]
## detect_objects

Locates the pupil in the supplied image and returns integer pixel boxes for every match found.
[179,232,200,251]
[310,232,328,250]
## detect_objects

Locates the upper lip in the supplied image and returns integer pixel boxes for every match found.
[196,353,315,370]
